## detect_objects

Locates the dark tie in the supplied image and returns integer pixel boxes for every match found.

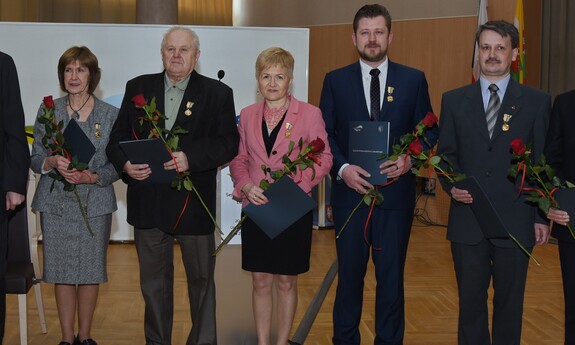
[486,83,500,138]
[370,68,381,121]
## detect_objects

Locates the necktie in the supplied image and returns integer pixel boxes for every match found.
[485,83,500,138]
[370,68,381,121]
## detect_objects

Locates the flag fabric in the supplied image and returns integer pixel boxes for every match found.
[472,0,488,83]
[511,0,526,84]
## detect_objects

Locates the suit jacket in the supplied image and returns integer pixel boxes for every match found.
[106,70,239,235]
[545,89,575,243]
[320,60,436,211]
[229,97,333,207]
[30,96,119,219]
[0,52,30,222]
[437,79,551,247]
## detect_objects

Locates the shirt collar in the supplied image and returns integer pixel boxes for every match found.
[164,73,191,92]
[359,57,388,77]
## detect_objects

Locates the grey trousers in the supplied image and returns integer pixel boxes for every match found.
[134,227,217,345]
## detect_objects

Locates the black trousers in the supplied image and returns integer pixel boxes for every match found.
[0,218,7,345]
[559,240,575,345]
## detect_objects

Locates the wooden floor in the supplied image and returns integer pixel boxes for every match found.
[4,222,565,345]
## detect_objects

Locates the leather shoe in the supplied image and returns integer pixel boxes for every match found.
[73,335,81,345]
[79,339,98,345]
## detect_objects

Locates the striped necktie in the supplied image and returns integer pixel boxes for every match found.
[485,83,500,138]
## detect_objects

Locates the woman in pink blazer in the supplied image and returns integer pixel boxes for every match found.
[230,47,332,344]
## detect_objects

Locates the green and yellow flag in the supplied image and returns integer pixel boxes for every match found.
[511,0,526,84]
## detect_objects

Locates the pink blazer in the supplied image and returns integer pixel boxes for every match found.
[230,96,333,207]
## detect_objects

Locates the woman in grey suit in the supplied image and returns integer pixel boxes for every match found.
[30,46,118,345]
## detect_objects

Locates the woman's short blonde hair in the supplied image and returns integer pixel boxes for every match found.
[255,47,294,79]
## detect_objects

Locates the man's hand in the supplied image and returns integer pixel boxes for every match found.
[164,151,189,172]
[534,223,550,246]
[379,154,412,179]
[341,165,373,194]
[123,161,151,181]
[547,208,570,226]
[6,192,25,211]
[450,186,473,204]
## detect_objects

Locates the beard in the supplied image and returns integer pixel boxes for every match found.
[357,44,388,63]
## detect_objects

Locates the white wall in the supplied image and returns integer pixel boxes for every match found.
[0,22,309,241]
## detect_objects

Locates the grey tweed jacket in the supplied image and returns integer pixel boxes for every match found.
[31,96,119,219]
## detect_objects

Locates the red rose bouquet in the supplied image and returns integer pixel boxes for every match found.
[132,95,219,233]
[37,95,93,236]
[509,138,575,240]
[214,137,326,255]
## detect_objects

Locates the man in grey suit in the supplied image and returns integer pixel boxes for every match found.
[437,21,551,344]
[0,51,30,344]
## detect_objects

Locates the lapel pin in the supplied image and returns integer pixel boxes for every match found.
[95,123,101,138]
[502,114,512,131]
[387,86,394,102]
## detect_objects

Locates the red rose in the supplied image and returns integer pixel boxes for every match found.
[510,138,526,155]
[132,94,147,108]
[309,137,325,154]
[43,96,54,109]
[422,112,438,127]
[407,138,424,156]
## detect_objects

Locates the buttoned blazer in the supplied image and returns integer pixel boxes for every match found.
[437,79,551,247]
[320,60,436,211]
[30,96,119,219]
[229,97,333,207]
[0,51,30,222]
[106,71,239,235]
[545,89,575,243]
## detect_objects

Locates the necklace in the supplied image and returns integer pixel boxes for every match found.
[68,94,91,120]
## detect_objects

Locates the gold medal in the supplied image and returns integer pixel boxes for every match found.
[95,123,101,138]
[502,123,509,131]
[185,101,194,116]
[387,95,394,102]
[285,122,293,138]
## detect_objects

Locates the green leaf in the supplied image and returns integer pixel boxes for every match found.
[429,155,441,165]
[259,179,270,190]
[183,178,193,192]
[287,141,295,155]
[538,197,551,214]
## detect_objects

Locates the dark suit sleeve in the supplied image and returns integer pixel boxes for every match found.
[320,73,346,180]
[185,84,239,172]
[545,93,566,178]
[436,92,460,194]
[1,53,30,195]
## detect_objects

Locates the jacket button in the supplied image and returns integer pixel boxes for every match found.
[272,150,277,155]
[266,168,271,172]
[485,171,491,177]
[488,147,493,152]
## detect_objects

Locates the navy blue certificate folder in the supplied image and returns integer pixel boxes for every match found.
[455,176,509,239]
[119,138,177,184]
[243,176,317,239]
[63,119,95,165]
[348,121,390,185]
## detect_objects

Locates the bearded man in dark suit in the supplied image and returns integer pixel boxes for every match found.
[320,4,437,344]
[0,51,31,344]
[437,21,551,345]
[106,27,239,345]
[545,89,575,345]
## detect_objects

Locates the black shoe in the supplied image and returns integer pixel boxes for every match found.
[73,335,81,345]
[79,339,98,345]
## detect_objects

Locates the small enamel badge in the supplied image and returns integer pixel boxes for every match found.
[285,122,293,138]
[95,123,101,138]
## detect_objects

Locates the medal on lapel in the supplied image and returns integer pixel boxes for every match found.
[285,123,293,138]
[185,101,194,116]
[95,123,101,138]
[502,114,512,131]
[387,86,394,102]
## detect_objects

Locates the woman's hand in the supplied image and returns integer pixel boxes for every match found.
[242,183,269,205]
